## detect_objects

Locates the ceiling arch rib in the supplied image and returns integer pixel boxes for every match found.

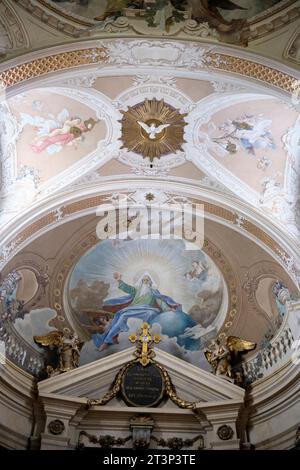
[0,40,299,92]
[0,184,300,290]
[1,41,299,255]
[0,40,299,280]
[1,2,300,449]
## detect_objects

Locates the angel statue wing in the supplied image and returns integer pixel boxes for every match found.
[226,336,256,353]
[156,124,170,133]
[137,121,151,134]
[34,330,64,348]
[204,349,217,372]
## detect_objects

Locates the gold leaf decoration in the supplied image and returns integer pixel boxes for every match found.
[119,98,187,161]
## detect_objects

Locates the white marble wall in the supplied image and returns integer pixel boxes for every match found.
[0,358,36,449]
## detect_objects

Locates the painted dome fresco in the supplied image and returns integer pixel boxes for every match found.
[67,239,227,369]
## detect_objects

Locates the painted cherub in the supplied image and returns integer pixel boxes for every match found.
[30,116,97,154]
[21,108,98,155]
[184,260,207,280]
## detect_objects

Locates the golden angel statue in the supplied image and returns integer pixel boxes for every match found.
[34,330,83,377]
[204,336,256,385]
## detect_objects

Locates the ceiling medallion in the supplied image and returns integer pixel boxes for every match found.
[119,99,187,161]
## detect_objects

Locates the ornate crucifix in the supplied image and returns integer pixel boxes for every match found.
[88,322,196,409]
[129,322,161,366]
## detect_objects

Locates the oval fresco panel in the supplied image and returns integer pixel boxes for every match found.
[66,238,228,369]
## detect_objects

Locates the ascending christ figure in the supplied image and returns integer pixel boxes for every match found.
[92,272,181,351]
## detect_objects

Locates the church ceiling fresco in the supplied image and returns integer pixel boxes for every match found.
[0,1,29,60]
[5,79,297,190]
[0,34,299,388]
[0,0,297,75]
[49,0,284,22]
[68,238,225,369]
[3,74,299,241]
[35,0,295,44]
[8,89,106,183]
[197,98,298,195]
[0,214,297,378]
[284,25,300,65]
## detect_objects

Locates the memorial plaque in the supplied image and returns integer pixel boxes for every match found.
[121,363,165,407]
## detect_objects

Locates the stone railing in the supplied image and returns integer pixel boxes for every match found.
[0,321,44,376]
[242,300,300,384]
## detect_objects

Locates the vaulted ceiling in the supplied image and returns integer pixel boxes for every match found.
[0,1,300,379]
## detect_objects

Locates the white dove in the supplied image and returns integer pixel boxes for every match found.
[138,121,170,139]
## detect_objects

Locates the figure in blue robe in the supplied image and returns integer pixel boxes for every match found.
[92,273,199,351]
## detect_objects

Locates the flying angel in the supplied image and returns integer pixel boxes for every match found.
[138,121,170,139]
[20,108,97,155]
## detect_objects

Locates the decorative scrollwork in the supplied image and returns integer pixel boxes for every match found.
[87,361,133,407]
[151,435,204,450]
[154,361,196,410]
[87,323,197,410]
[77,431,131,449]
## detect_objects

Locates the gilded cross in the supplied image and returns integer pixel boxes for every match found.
[129,322,161,366]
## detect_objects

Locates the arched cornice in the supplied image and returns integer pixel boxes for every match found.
[0,0,29,56]
[0,181,299,290]
[0,39,299,94]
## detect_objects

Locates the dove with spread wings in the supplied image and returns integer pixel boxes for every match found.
[138,121,170,140]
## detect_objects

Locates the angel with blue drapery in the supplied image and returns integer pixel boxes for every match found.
[92,272,198,351]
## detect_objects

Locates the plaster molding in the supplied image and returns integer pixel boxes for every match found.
[0,356,36,397]
[1,41,299,242]
[247,361,300,449]
[0,321,297,450]
[0,423,31,449]
[38,347,244,403]
[0,0,29,57]
[283,24,300,65]
[11,0,300,48]
[1,183,299,290]
[0,39,299,93]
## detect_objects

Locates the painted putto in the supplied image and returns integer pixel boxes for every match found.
[205,114,276,157]
[21,109,98,155]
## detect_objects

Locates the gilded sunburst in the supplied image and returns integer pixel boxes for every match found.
[120,99,187,161]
